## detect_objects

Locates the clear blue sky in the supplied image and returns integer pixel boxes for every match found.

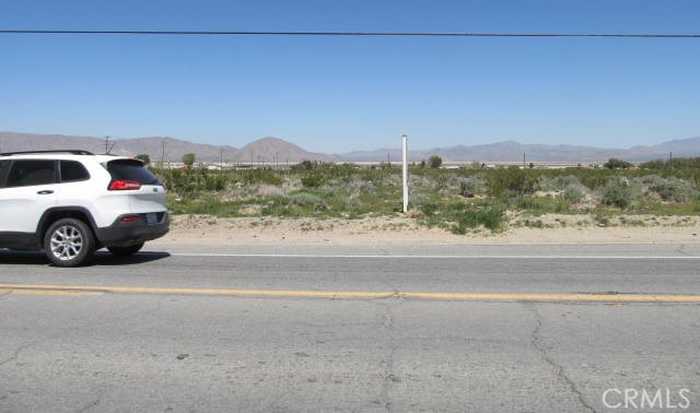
[2,0,700,152]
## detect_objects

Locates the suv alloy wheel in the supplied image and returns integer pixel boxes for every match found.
[43,218,96,267]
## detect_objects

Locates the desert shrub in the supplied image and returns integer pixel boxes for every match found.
[513,196,570,214]
[537,175,587,204]
[135,154,151,165]
[203,173,227,191]
[182,153,196,168]
[562,185,585,204]
[419,202,439,217]
[240,168,283,186]
[261,192,328,217]
[301,173,325,188]
[601,177,634,209]
[639,159,667,169]
[419,201,505,233]
[429,155,443,169]
[486,167,537,196]
[638,175,695,203]
[159,168,198,197]
[288,192,325,207]
[640,157,700,170]
[456,176,487,195]
[538,175,582,192]
[433,172,450,191]
[293,160,318,171]
[604,158,633,170]
[577,170,613,190]
[452,205,505,234]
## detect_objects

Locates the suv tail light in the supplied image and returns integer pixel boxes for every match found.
[119,214,143,224]
[108,179,141,191]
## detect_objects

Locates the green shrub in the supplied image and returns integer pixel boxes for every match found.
[294,160,317,171]
[640,175,695,203]
[301,173,325,188]
[486,167,537,196]
[601,178,633,209]
[135,154,151,165]
[288,192,325,207]
[456,176,486,195]
[429,155,443,169]
[562,186,585,204]
[604,158,633,170]
[203,174,227,191]
[240,169,283,186]
[514,196,570,214]
[182,153,196,168]
[538,175,582,192]
[452,206,505,234]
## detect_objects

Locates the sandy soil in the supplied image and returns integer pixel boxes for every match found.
[159,214,700,246]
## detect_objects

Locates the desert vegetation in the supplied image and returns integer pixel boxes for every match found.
[153,157,700,234]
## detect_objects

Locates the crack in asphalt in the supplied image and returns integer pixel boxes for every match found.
[527,304,598,413]
[375,300,403,413]
[0,340,37,368]
[75,397,101,413]
[676,244,691,256]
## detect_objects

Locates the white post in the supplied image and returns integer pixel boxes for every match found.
[402,134,409,213]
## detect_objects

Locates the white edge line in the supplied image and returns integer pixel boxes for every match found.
[156,252,700,259]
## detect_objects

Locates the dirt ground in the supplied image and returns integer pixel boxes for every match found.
[160,214,700,246]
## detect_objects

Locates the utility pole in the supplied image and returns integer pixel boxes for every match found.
[402,134,409,213]
[160,140,167,168]
[523,152,526,168]
[669,151,673,169]
[219,148,224,172]
[104,136,110,154]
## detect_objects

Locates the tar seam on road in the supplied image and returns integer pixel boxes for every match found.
[2,284,700,303]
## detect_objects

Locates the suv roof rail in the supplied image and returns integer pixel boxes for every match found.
[0,149,95,157]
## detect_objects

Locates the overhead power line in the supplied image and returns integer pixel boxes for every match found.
[1,29,700,39]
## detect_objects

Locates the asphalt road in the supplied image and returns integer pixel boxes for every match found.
[1,243,699,412]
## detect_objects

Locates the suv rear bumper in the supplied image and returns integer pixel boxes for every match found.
[96,212,169,247]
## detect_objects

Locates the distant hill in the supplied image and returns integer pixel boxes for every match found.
[3,131,700,164]
[338,138,700,163]
[624,137,700,161]
[0,132,238,162]
[233,137,335,163]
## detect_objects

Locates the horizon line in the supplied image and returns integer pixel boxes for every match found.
[1,130,696,153]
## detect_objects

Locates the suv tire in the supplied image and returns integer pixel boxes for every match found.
[43,218,96,267]
[107,242,145,257]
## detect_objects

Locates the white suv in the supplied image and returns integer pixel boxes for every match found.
[0,150,169,267]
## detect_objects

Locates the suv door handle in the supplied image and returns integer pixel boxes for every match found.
[37,190,54,195]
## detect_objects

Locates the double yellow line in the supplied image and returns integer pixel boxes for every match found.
[2,283,700,303]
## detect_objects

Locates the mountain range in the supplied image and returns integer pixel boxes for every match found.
[2,131,700,163]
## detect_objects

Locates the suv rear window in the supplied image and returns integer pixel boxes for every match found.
[6,160,57,188]
[107,159,160,185]
[60,160,90,183]
[0,160,10,188]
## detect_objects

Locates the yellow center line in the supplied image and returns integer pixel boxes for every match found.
[0,288,103,297]
[1,283,700,303]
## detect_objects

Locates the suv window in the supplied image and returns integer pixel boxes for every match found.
[107,160,160,185]
[0,160,10,188]
[60,160,90,183]
[6,160,57,188]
